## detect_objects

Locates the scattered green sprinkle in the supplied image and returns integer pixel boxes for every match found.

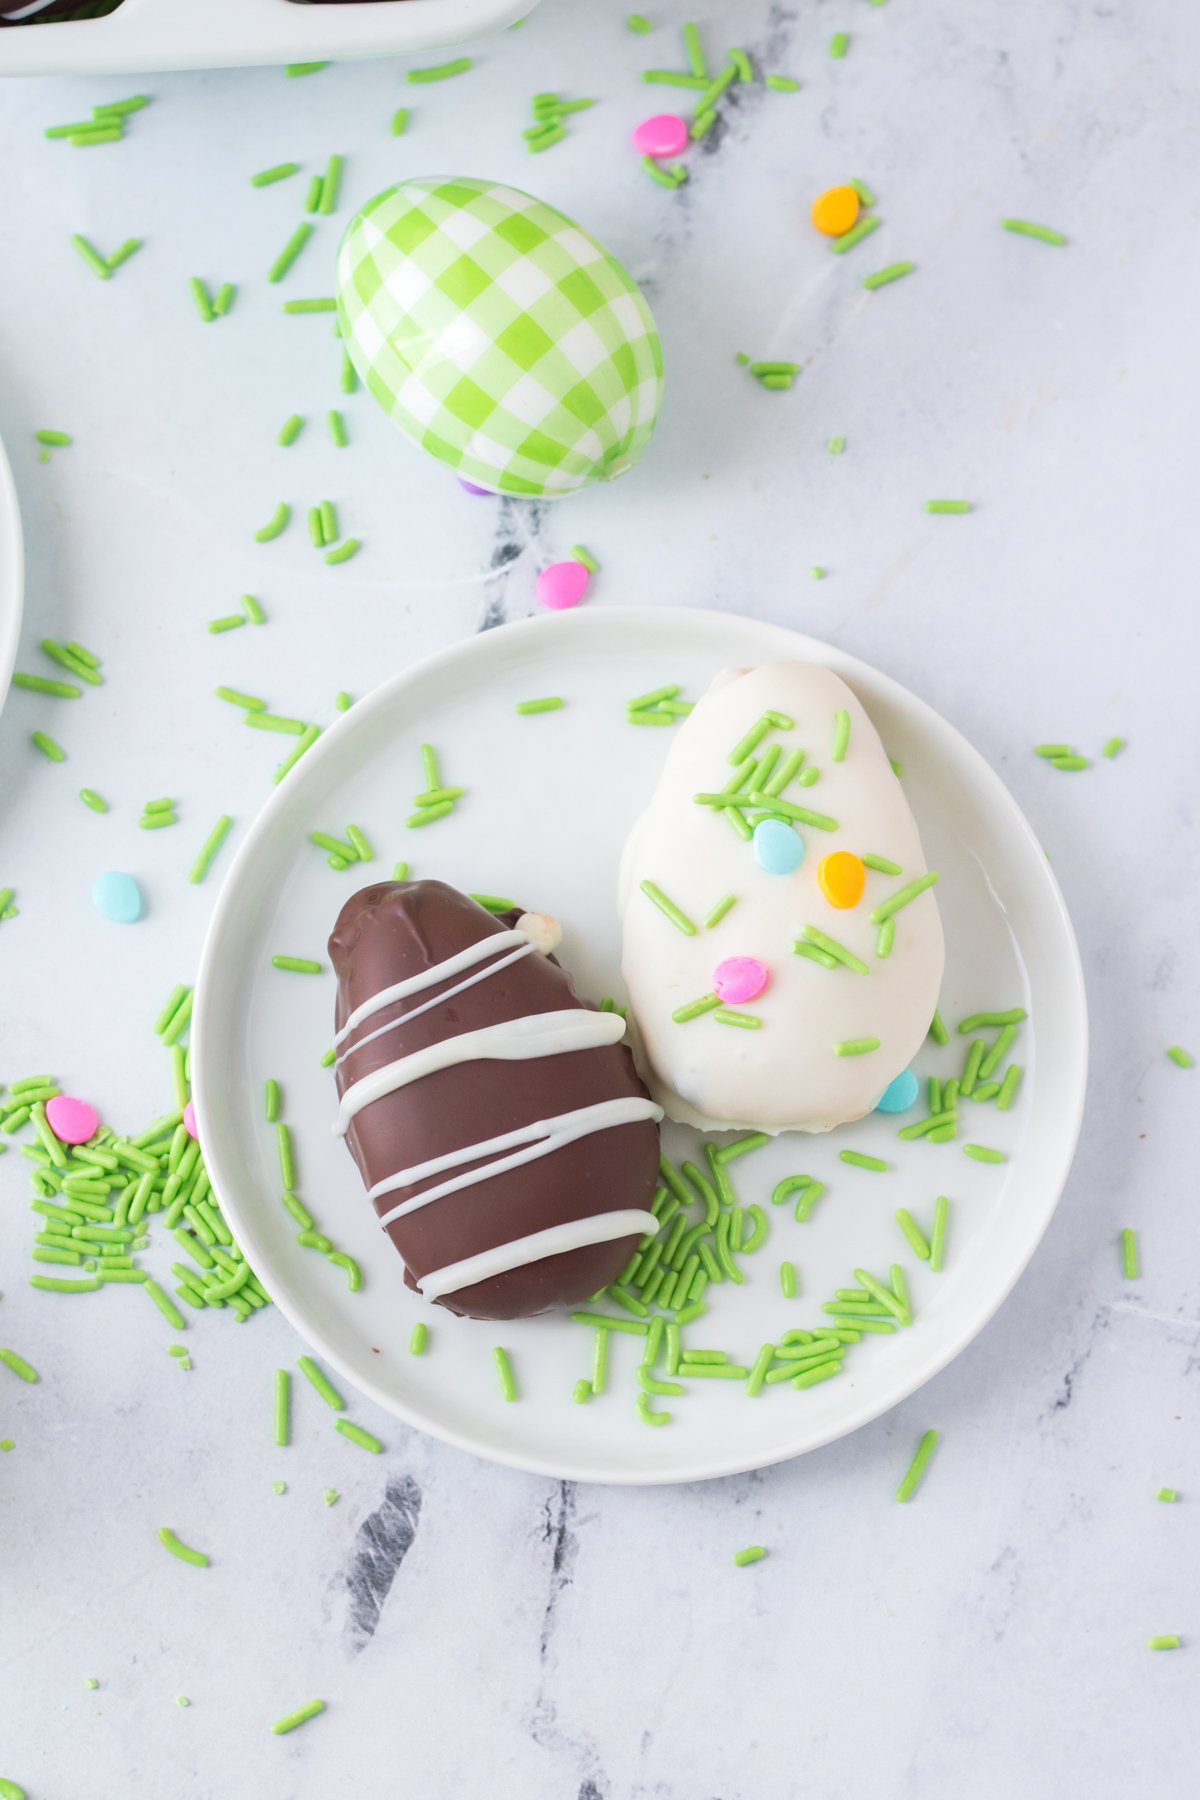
[1121,1227,1139,1279]
[1102,735,1126,759]
[1167,1045,1194,1069]
[925,500,972,515]
[493,1345,518,1401]
[30,730,65,762]
[271,955,323,975]
[962,1143,1006,1164]
[829,31,849,57]
[317,153,344,217]
[830,214,881,255]
[408,56,473,82]
[733,1545,765,1567]
[862,260,916,290]
[896,1429,939,1501]
[515,696,565,715]
[409,1322,428,1356]
[158,1526,209,1568]
[335,1419,382,1453]
[254,503,290,544]
[285,62,329,77]
[266,223,314,285]
[390,107,410,136]
[714,1008,761,1029]
[839,1150,888,1171]
[251,162,299,188]
[325,538,360,565]
[327,409,348,448]
[0,1349,39,1384]
[626,12,652,30]
[270,1698,326,1735]
[1156,1488,1178,1503]
[1147,1636,1181,1651]
[189,816,233,885]
[827,435,846,454]
[70,232,113,281]
[765,73,799,91]
[779,1260,797,1299]
[1001,217,1067,246]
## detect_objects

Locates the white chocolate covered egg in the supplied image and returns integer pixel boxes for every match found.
[618,663,945,1134]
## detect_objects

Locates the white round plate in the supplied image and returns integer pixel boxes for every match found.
[193,607,1087,1486]
[0,430,24,716]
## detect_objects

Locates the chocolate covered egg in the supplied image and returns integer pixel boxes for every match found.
[336,177,663,498]
[618,664,944,1134]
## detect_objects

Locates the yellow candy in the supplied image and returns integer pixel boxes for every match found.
[811,184,861,238]
[818,850,866,910]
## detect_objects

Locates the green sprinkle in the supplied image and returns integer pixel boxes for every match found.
[1121,1227,1139,1279]
[492,1346,517,1402]
[996,1065,1023,1111]
[70,232,112,281]
[0,1348,39,1384]
[144,1281,186,1330]
[839,1149,888,1169]
[830,31,849,56]
[29,1275,100,1292]
[628,707,678,725]
[13,672,80,698]
[925,500,972,515]
[30,730,66,763]
[779,1260,797,1299]
[189,277,214,323]
[408,57,473,82]
[251,162,299,188]
[791,1359,843,1388]
[304,174,324,212]
[271,955,322,975]
[274,412,305,450]
[962,1143,1006,1164]
[733,1544,765,1567]
[568,543,597,573]
[266,223,314,286]
[672,993,721,1023]
[868,871,940,924]
[409,1321,428,1356]
[70,127,124,148]
[1147,1636,1181,1651]
[335,1418,383,1453]
[1102,735,1126,759]
[273,1369,291,1447]
[957,1008,1026,1033]
[270,1698,326,1735]
[765,72,799,91]
[327,409,348,448]
[188,815,232,885]
[158,1526,209,1568]
[285,59,328,75]
[570,1311,649,1337]
[895,1428,939,1501]
[830,709,851,762]
[254,503,290,543]
[714,1009,761,1029]
[1156,1488,1178,1503]
[317,153,344,216]
[212,282,236,319]
[830,214,881,255]
[863,260,915,290]
[282,297,338,315]
[325,538,361,565]
[297,1354,344,1411]
[640,880,696,936]
[406,801,453,829]
[572,1378,592,1404]
[681,19,707,77]
[207,614,246,635]
[1001,217,1067,247]
[1167,1045,1194,1069]
[1050,754,1091,771]
[515,696,564,715]
[626,12,652,30]
[875,918,896,959]
[641,70,709,88]
[702,893,737,930]
[390,106,410,136]
[895,1209,931,1260]
[244,705,307,727]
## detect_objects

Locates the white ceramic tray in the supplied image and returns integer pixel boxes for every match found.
[192,606,1088,1485]
[0,0,534,77]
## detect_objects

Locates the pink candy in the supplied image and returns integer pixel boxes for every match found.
[713,957,770,1004]
[633,113,689,158]
[536,559,590,611]
[183,1100,198,1139]
[44,1094,100,1146]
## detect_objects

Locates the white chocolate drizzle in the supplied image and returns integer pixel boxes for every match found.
[374,1095,663,1225]
[335,928,532,1048]
[417,1210,659,1303]
[334,941,536,1067]
[334,1008,627,1136]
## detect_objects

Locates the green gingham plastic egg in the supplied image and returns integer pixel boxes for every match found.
[336,177,664,499]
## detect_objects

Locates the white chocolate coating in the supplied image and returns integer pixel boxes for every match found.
[618,663,945,1134]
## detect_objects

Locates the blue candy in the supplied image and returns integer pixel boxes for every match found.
[753,817,805,875]
[875,1068,919,1114]
[92,870,144,924]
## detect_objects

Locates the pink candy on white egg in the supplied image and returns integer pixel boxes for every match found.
[183,1100,198,1139]
[712,957,770,1004]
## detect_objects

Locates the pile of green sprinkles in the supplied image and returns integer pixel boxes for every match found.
[737,355,800,393]
[44,93,149,149]
[627,681,693,726]
[523,90,596,155]
[407,742,464,830]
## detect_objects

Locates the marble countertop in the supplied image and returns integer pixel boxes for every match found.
[1,2,1197,1794]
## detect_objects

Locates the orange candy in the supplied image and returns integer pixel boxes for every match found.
[818,850,866,909]
[810,184,860,238]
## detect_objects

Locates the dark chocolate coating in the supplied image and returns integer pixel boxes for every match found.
[0,2,123,21]
[329,881,660,1321]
